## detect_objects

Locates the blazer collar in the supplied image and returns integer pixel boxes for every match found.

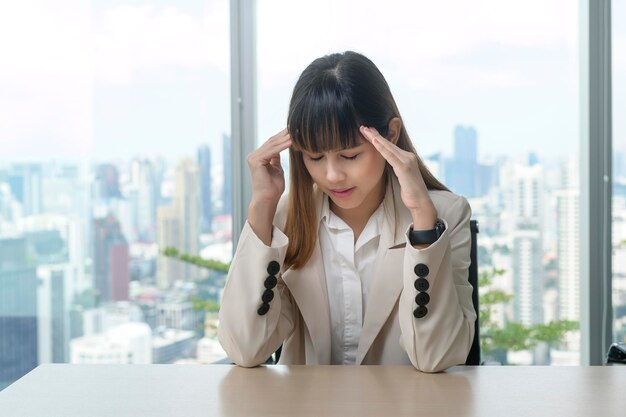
[281,175,411,365]
[281,186,331,364]
[356,176,411,363]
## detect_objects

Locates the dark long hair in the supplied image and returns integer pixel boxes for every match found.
[284,51,447,270]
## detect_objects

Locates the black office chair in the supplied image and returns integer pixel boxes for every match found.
[464,220,481,366]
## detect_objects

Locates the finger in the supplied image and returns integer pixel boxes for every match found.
[256,134,291,162]
[267,128,290,144]
[360,126,404,167]
[269,154,283,170]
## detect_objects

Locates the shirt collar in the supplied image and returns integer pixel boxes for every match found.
[320,193,385,248]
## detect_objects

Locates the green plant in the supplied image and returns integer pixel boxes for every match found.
[162,247,230,273]
[479,267,578,363]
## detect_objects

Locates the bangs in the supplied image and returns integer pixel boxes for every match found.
[288,81,363,153]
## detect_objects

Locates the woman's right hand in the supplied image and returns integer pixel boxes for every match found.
[246,129,292,244]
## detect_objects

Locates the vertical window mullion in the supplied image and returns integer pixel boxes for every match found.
[581,0,613,365]
[230,0,257,251]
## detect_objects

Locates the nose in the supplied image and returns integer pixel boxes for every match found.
[325,159,346,184]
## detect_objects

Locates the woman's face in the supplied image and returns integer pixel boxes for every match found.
[302,137,387,215]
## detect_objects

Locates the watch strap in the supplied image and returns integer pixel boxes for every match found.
[409,221,446,245]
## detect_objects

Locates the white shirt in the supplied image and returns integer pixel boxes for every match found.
[318,196,384,364]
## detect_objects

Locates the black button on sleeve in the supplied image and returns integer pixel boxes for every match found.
[264,275,277,289]
[261,289,275,303]
[414,263,429,277]
[413,306,428,319]
[414,278,430,292]
[257,303,270,316]
[267,261,280,275]
[415,292,430,306]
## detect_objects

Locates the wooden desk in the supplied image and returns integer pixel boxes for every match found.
[0,364,624,417]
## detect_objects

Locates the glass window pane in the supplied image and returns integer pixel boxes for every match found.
[612,0,626,347]
[0,0,229,390]
[257,0,580,365]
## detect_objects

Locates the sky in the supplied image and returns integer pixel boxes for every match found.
[0,0,624,164]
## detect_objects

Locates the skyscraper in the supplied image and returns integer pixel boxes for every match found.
[557,157,580,322]
[511,163,544,326]
[7,163,43,216]
[37,266,75,364]
[96,164,122,200]
[129,158,157,241]
[93,215,130,302]
[157,206,179,289]
[0,237,39,389]
[445,126,478,197]
[222,134,232,215]
[197,145,213,232]
[173,159,200,282]
[156,160,201,288]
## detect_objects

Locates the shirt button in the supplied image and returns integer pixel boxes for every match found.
[414,278,430,292]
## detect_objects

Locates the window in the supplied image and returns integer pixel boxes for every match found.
[0,0,229,390]
[612,0,626,345]
[257,0,581,364]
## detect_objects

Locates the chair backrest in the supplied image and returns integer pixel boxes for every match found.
[464,220,481,365]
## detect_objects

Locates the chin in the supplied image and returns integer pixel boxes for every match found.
[328,196,362,210]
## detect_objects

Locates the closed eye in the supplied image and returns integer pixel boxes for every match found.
[308,155,324,161]
[342,154,360,160]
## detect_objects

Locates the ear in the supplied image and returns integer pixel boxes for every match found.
[386,117,402,145]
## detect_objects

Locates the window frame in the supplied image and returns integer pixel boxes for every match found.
[231,0,616,365]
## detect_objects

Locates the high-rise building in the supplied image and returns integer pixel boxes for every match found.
[156,160,201,288]
[7,163,43,216]
[557,189,579,321]
[157,206,179,289]
[174,160,200,281]
[37,265,75,364]
[511,163,544,326]
[222,134,232,215]
[0,237,39,390]
[557,157,580,322]
[198,145,213,232]
[445,126,478,198]
[95,164,122,200]
[512,227,544,326]
[129,158,157,241]
[93,216,130,302]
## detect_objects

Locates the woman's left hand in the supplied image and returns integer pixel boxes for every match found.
[360,125,437,230]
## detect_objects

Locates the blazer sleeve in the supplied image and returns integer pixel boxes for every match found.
[398,196,476,372]
[217,221,296,367]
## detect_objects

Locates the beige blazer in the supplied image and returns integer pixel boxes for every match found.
[218,176,476,372]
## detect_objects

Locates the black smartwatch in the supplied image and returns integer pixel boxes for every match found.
[409,220,446,245]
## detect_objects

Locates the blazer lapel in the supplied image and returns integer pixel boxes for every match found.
[281,187,332,364]
[356,177,411,364]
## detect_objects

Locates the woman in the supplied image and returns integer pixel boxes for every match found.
[218,51,476,372]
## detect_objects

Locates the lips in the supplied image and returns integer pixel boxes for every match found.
[330,187,355,198]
